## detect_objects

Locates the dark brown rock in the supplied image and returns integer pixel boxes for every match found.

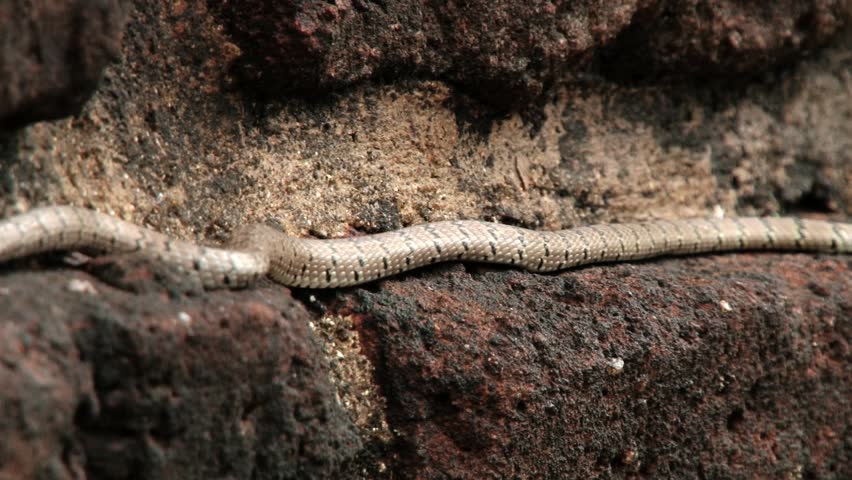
[208,0,646,107]
[342,254,851,478]
[0,266,360,479]
[0,1,850,478]
[601,0,852,81]
[0,0,128,128]
[209,0,849,107]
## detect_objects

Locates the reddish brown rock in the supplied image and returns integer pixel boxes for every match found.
[601,0,852,81]
[209,0,849,106]
[0,0,128,128]
[0,264,360,479]
[340,254,851,478]
[207,0,646,106]
[0,1,850,478]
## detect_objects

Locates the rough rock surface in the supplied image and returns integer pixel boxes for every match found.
[0,0,128,127]
[0,260,360,479]
[602,0,852,81]
[209,0,851,106]
[337,254,851,478]
[0,1,850,479]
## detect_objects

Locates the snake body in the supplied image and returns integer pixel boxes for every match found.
[0,206,849,288]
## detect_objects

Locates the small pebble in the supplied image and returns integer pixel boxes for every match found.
[177,311,192,324]
[606,357,625,375]
[67,278,97,294]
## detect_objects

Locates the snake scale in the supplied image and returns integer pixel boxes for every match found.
[0,206,849,289]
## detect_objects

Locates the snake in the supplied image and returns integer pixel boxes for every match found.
[0,206,849,289]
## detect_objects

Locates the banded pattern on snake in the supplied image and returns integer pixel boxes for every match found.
[0,206,849,289]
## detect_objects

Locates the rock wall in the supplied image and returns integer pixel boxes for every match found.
[0,1,850,478]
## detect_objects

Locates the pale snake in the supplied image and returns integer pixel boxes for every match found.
[0,206,849,289]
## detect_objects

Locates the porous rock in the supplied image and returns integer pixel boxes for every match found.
[0,264,360,479]
[342,254,851,478]
[0,0,128,128]
[210,0,850,106]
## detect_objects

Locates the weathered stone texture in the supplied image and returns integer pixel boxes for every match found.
[0,1,850,478]
[602,0,852,80]
[342,254,851,478]
[0,0,128,127]
[209,0,850,106]
[0,263,360,479]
